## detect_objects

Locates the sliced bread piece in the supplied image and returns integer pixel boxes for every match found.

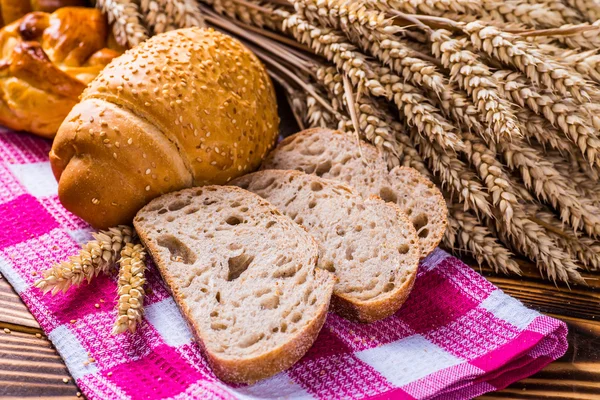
[134,186,335,384]
[261,128,448,258]
[231,170,420,323]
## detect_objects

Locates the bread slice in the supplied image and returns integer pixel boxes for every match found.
[134,186,335,384]
[261,128,448,258]
[231,170,420,323]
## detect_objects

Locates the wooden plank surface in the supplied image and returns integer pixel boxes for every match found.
[1,258,599,399]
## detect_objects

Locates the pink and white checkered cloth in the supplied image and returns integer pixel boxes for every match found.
[0,129,568,400]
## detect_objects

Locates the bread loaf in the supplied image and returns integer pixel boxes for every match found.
[0,8,120,137]
[0,0,85,26]
[232,170,420,323]
[134,186,334,383]
[261,128,448,258]
[51,28,279,229]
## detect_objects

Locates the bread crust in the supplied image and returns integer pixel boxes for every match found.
[134,186,334,383]
[52,28,279,229]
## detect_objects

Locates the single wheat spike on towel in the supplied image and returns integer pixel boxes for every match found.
[113,243,147,334]
[34,226,134,295]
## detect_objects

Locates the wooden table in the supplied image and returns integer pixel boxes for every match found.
[1,258,598,399]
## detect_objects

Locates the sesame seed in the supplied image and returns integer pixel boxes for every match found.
[77,392,82,397]
[145,186,151,191]
[31,271,37,276]
[145,169,151,175]
[89,117,94,123]
[35,333,42,338]
[108,372,113,377]
[91,198,99,205]
[128,138,133,145]
[210,161,217,166]
[113,153,117,159]
[94,303,100,308]
[3,328,10,334]
[63,378,69,384]
[70,319,76,324]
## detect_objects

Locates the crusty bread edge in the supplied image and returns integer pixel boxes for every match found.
[134,186,335,384]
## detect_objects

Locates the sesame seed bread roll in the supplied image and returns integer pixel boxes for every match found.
[50,28,279,229]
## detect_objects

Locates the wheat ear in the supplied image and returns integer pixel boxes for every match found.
[527,204,600,271]
[431,30,522,143]
[481,1,567,28]
[445,203,521,274]
[563,0,600,23]
[96,0,149,47]
[492,69,600,166]
[366,0,482,16]
[161,0,206,29]
[112,243,147,334]
[35,226,134,295]
[282,14,463,152]
[297,0,449,96]
[498,137,600,237]
[464,21,597,103]
[410,132,493,219]
[460,134,583,282]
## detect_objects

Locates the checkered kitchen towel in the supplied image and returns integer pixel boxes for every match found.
[0,129,568,400]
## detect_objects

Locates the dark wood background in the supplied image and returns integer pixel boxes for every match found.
[1,90,599,399]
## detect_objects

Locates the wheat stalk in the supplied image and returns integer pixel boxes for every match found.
[96,0,149,47]
[112,243,147,334]
[464,21,597,103]
[431,30,522,143]
[35,226,134,295]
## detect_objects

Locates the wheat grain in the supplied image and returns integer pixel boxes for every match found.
[563,0,600,23]
[492,69,600,166]
[112,243,147,334]
[161,0,205,29]
[566,52,600,84]
[297,0,449,97]
[498,136,600,236]
[411,132,493,218]
[481,1,567,28]
[96,0,149,47]
[462,134,583,281]
[525,0,584,24]
[464,21,597,103]
[365,0,482,16]
[35,226,134,295]
[516,110,575,155]
[528,204,600,270]
[431,30,522,143]
[445,203,521,274]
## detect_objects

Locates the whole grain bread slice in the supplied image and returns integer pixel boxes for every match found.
[231,170,420,323]
[134,186,335,384]
[261,128,448,258]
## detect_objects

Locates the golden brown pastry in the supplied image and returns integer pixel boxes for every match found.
[0,0,86,26]
[0,8,121,138]
[50,28,279,229]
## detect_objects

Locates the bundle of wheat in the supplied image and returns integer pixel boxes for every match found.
[95,0,600,284]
